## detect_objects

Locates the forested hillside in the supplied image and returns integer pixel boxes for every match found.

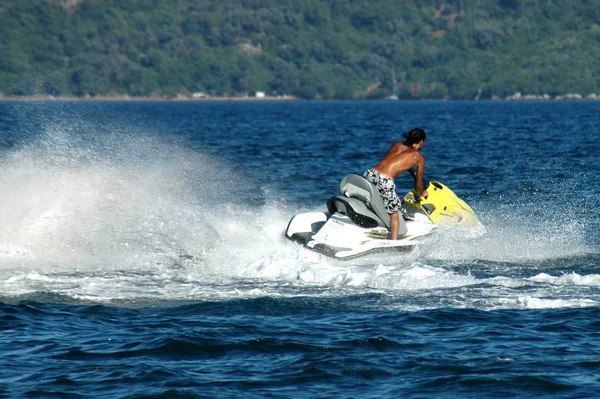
[1,0,599,99]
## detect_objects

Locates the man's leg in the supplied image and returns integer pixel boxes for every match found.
[390,213,399,240]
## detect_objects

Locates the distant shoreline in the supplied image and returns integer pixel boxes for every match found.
[0,95,300,102]
[0,93,599,102]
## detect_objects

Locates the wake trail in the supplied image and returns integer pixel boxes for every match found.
[0,120,242,273]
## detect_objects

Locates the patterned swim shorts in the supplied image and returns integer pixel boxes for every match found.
[363,169,401,214]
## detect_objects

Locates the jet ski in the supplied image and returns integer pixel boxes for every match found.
[285,174,478,260]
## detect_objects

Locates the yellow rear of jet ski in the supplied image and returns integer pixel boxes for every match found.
[401,181,478,228]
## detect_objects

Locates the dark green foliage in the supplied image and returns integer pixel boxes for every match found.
[0,0,598,99]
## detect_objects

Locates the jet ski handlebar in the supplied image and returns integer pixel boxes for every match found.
[408,168,430,201]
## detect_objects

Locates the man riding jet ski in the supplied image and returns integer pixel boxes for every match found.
[285,128,478,259]
[362,128,430,240]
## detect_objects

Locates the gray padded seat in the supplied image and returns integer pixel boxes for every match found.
[338,174,408,235]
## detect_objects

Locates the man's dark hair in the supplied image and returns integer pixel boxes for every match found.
[402,128,426,146]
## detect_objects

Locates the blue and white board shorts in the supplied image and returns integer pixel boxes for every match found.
[364,169,401,214]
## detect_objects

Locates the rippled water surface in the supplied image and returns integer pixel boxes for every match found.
[0,101,598,398]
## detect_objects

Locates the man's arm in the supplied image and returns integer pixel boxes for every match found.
[414,156,427,197]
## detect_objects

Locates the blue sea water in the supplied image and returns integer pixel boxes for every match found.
[0,100,599,398]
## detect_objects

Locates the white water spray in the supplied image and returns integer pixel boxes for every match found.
[0,111,597,309]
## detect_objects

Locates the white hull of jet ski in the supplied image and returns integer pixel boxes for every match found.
[286,211,436,259]
[285,174,478,260]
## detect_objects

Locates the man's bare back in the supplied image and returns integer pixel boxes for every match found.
[373,142,427,196]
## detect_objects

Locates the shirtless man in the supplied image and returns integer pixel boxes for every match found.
[364,128,428,240]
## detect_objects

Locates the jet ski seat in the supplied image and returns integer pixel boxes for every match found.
[326,174,408,234]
